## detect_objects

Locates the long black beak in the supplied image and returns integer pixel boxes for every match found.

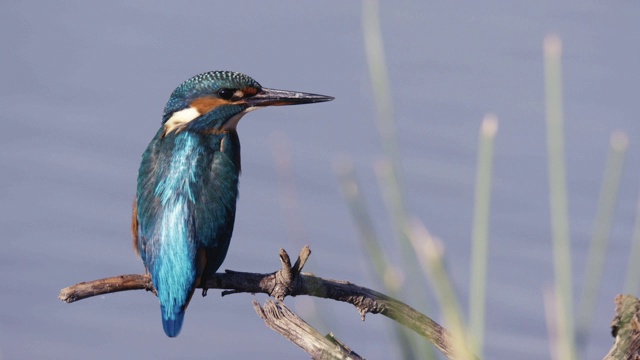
[246,87,334,107]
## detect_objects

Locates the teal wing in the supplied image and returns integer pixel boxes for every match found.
[135,129,240,336]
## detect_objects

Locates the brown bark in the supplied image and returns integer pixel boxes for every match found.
[59,246,461,359]
[254,300,363,360]
[604,294,640,360]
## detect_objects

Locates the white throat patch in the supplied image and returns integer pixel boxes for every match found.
[221,106,258,131]
[163,107,201,135]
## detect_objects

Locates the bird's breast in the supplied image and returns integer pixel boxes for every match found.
[137,130,241,255]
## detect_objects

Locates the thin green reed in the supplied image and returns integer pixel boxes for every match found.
[624,180,640,296]
[469,115,498,357]
[334,158,418,359]
[334,158,397,291]
[543,34,577,360]
[362,0,434,357]
[408,220,474,360]
[576,131,628,346]
[362,0,425,301]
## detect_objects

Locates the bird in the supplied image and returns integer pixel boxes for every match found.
[131,70,333,337]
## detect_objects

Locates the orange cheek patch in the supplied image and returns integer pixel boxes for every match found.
[190,97,230,114]
[242,86,259,96]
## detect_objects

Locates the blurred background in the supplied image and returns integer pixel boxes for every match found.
[1,1,639,359]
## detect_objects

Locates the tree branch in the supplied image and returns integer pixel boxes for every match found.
[254,299,363,360]
[603,294,640,360]
[59,246,461,359]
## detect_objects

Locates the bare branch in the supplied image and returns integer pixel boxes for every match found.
[603,294,640,360]
[58,274,155,302]
[59,247,461,360]
[253,299,363,360]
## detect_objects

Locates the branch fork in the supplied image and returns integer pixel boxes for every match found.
[59,246,461,359]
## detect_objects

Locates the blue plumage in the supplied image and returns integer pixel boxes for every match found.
[133,71,332,337]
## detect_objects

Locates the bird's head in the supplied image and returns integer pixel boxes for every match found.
[161,71,333,136]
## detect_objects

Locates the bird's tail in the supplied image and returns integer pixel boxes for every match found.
[161,305,186,337]
[159,287,195,338]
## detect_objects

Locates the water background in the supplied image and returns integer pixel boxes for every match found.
[1,1,639,359]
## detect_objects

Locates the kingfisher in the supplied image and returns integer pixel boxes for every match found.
[132,70,333,337]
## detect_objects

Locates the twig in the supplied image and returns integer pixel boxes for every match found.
[58,274,156,302]
[59,246,462,360]
[254,299,363,360]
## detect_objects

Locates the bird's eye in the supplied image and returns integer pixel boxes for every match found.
[218,88,235,100]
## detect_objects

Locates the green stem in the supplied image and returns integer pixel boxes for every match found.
[469,115,498,357]
[623,179,640,295]
[576,131,628,346]
[543,34,576,360]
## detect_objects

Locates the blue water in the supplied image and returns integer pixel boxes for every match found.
[1,1,639,359]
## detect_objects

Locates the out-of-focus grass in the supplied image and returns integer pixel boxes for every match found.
[333,3,635,358]
[576,131,628,346]
[360,0,496,358]
[543,34,577,360]
[469,115,498,357]
[335,157,420,359]
[334,158,399,293]
[408,219,475,360]
[362,0,421,298]
[624,182,640,295]
[361,0,434,358]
